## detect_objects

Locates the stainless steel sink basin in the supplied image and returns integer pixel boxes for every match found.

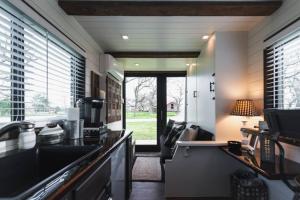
[0,145,100,199]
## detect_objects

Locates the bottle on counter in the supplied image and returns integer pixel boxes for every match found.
[18,122,36,149]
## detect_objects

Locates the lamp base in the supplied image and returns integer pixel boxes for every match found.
[241,120,248,127]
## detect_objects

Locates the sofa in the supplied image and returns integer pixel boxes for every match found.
[159,120,214,181]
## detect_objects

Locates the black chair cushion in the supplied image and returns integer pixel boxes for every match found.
[197,128,214,141]
[160,135,172,163]
[164,122,186,148]
[163,119,175,136]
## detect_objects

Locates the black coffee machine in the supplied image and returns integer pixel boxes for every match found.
[77,97,107,143]
[77,97,104,127]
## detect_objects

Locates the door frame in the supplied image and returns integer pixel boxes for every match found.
[123,71,186,152]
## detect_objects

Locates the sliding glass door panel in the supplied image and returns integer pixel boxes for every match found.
[125,77,157,145]
[166,77,186,122]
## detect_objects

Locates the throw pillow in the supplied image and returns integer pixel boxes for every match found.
[164,122,186,147]
[163,119,175,136]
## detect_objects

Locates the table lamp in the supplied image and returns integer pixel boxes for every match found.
[231,99,259,144]
[231,99,258,126]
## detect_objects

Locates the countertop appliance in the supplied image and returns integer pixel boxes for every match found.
[77,97,108,143]
[38,123,64,145]
[83,124,108,144]
[77,97,104,128]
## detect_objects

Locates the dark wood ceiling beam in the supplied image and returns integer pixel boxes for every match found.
[105,52,200,58]
[58,1,282,16]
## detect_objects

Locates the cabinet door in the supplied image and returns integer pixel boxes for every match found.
[186,64,198,123]
[196,38,216,134]
[111,142,126,200]
[74,157,111,200]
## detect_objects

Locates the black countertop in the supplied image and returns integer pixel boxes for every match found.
[0,130,132,200]
[221,147,300,180]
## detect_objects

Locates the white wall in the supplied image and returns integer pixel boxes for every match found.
[194,32,249,141]
[247,1,300,199]
[196,34,216,134]
[215,32,249,141]
[247,0,300,163]
[9,0,104,97]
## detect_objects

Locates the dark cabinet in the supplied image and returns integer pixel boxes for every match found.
[61,133,133,200]
[111,142,126,200]
[126,135,134,199]
[74,157,111,200]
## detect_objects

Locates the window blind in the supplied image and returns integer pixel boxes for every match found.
[0,2,85,123]
[264,29,300,109]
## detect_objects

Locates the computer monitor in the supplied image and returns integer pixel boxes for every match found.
[264,109,300,146]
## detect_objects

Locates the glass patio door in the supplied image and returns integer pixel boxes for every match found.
[124,73,186,152]
[166,77,186,122]
[125,77,158,146]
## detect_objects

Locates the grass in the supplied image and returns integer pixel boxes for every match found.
[126,121,157,141]
[126,111,178,142]
[126,111,176,119]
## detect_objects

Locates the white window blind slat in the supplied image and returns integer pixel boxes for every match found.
[0,3,85,123]
[264,29,300,109]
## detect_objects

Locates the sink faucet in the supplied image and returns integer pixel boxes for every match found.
[0,122,21,141]
[0,121,36,152]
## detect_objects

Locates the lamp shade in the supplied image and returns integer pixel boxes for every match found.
[231,99,258,116]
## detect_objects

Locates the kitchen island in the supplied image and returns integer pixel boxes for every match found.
[0,130,133,200]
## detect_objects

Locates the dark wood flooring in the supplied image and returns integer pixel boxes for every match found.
[129,182,232,200]
[129,182,165,200]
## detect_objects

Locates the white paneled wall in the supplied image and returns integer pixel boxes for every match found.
[247,0,300,164]
[9,0,104,97]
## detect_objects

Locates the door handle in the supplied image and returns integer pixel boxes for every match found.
[209,82,215,92]
[193,91,197,98]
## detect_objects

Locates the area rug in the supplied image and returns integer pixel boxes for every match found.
[132,156,161,181]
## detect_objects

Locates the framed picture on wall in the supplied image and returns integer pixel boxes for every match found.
[91,71,101,97]
[106,76,122,123]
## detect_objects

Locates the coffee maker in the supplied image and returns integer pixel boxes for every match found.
[77,97,107,143]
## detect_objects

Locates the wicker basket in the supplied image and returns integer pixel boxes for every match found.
[231,170,268,200]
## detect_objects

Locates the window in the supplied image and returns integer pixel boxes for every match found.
[0,2,85,123]
[264,29,300,109]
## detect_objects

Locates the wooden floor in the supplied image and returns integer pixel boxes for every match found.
[129,182,165,200]
[129,182,232,200]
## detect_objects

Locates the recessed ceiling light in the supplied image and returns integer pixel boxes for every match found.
[135,63,140,66]
[122,35,129,40]
[186,64,190,66]
[202,35,209,40]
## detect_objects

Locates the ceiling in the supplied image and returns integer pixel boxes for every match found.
[58,0,278,71]
[74,16,264,71]
[118,58,197,71]
[75,16,264,52]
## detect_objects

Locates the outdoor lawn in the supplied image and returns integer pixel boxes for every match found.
[126,111,177,142]
[126,121,157,141]
[126,111,176,119]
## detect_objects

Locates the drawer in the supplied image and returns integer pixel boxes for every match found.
[74,158,111,200]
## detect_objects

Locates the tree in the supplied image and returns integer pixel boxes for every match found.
[282,50,300,108]
[32,94,48,113]
[126,77,154,116]
[0,98,10,116]
[145,79,157,112]
[168,79,184,112]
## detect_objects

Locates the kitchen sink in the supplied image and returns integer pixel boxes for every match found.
[0,145,100,198]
